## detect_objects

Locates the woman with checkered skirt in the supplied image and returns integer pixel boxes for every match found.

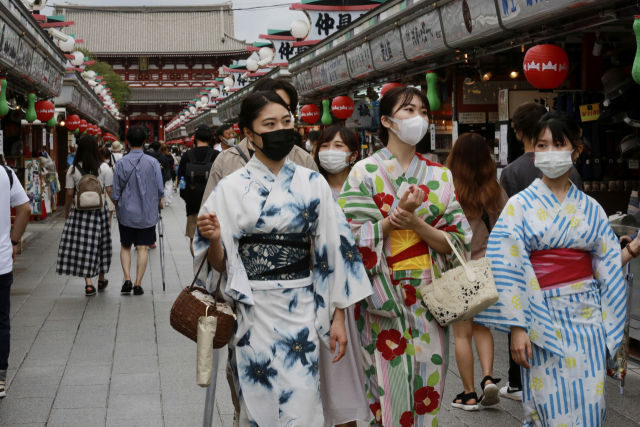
[56,135,113,296]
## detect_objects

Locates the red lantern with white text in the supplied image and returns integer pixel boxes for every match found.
[79,120,88,134]
[331,96,354,120]
[66,114,80,131]
[523,45,569,90]
[301,104,320,124]
[233,123,241,135]
[35,100,55,122]
[381,82,405,96]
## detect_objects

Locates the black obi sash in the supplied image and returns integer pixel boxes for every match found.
[239,233,311,281]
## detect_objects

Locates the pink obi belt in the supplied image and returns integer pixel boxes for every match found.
[529,248,593,289]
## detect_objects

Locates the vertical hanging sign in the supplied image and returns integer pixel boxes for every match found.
[0,130,3,155]
[430,123,436,150]
[42,128,46,149]
[49,133,53,150]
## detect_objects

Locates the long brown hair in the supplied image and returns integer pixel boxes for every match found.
[313,126,361,179]
[446,133,503,218]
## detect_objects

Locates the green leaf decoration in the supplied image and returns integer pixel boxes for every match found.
[410,270,422,279]
[441,171,449,182]
[343,180,351,191]
[415,308,427,318]
[408,177,418,185]
[360,299,369,309]
[378,386,386,396]
[429,204,440,217]
[375,176,385,194]
[337,198,347,209]
[389,357,402,368]
[444,213,454,224]
[360,182,370,196]
[406,343,415,356]
[370,366,376,376]
[417,208,430,216]
[420,333,431,344]
[365,344,376,355]
[412,328,420,338]
[409,278,421,287]
[395,176,406,186]
[381,300,395,312]
[431,354,443,365]
[425,310,434,322]
[429,408,440,417]
[366,392,373,399]
[357,317,365,333]
[427,369,440,387]
[403,329,412,340]
[425,216,435,224]
[427,181,440,190]
[366,164,379,173]
[371,322,381,335]
[414,375,423,391]
[428,192,439,204]
[436,203,446,213]
[432,417,439,427]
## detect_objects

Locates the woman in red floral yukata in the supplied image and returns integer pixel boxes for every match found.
[338,86,472,427]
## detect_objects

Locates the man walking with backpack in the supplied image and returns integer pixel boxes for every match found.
[177,124,218,256]
[0,159,32,398]
[112,127,164,296]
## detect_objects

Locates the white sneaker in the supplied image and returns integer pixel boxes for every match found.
[0,380,6,398]
[500,381,523,401]
[233,410,239,427]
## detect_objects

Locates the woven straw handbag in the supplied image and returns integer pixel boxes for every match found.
[170,255,236,349]
[420,231,498,327]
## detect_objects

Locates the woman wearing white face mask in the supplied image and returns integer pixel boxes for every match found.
[313,126,368,427]
[475,113,626,427]
[339,87,472,427]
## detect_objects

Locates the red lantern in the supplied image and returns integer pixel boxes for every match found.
[233,123,241,135]
[35,100,55,122]
[300,104,320,124]
[331,96,355,120]
[66,114,81,131]
[79,120,88,133]
[381,82,405,96]
[523,45,569,90]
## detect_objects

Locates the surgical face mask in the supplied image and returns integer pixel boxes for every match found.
[319,150,351,174]
[251,128,296,161]
[386,115,430,146]
[305,141,313,152]
[221,136,235,147]
[534,150,574,179]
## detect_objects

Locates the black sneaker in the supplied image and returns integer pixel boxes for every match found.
[133,286,144,296]
[121,280,133,294]
[0,380,6,398]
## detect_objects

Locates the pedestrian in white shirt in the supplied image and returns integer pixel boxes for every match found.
[110,141,123,163]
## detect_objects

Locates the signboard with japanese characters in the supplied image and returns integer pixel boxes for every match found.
[499,0,589,30]
[579,103,600,122]
[371,28,408,71]
[326,54,350,86]
[458,112,486,124]
[271,39,306,64]
[296,70,314,95]
[0,22,19,69]
[440,0,501,48]
[15,39,33,78]
[311,62,330,91]
[346,42,375,79]
[345,100,373,128]
[401,10,446,61]
[305,11,366,43]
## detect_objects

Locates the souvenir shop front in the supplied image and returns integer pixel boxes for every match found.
[0,0,67,221]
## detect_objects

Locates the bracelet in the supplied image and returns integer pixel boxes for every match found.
[11,239,19,246]
[627,244,639,259]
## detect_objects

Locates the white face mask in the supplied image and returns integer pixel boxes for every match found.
[386,115,430,146]
[319,150,351,174]
[534,150,574,179]
[221,137,235,147]
[306,141,313,152]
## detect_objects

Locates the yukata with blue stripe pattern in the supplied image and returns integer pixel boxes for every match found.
[194,156,372,427]
[475,179,627,427]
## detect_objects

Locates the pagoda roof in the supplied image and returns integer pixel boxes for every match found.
[53,2,250,55]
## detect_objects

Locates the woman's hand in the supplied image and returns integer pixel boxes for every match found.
[197,211,221,241]
[398,185,424,212]
[330,308,348,363]
[389,207,418,230]
[510,326,532,369]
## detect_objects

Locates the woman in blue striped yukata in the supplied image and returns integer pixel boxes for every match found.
[475,112,627,427]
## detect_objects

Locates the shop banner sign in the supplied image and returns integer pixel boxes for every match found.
[297,70,314,95]
[14,38,33,77]
[0,22,19,68]
[488,111,499,123]
[440,0,501,48]
[401,10,446,61]
[326,54,350,86]
[346,42,375,79]
[371,28,408,71]
[498,89,509,121]
[311,62,330,91]
[458,112,486,124]
[345,100,373,128]
[0,130,3,155]
[500,124,509,165]
[579,103,600,122]
[430,123,436,150]
[31,52,44,87]
[49,133,53,150]
[499,0,589,30]
[271,39,306,64]
[305,10,367,43]
[25,159,42,215]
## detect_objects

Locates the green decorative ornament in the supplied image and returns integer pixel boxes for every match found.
[0,78,8,118]
[25,92,37,123]
[321,99,332,126]
[46,115,57,127]
[73,128,79,134]
[633,15,640,84]
[426,71,441,112]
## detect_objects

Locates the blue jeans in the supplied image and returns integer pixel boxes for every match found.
[0,271,12,381]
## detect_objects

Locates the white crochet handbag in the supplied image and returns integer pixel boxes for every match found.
[420,231,499,327]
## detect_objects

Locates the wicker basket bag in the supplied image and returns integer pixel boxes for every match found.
[170,254,236,349]
[420,231,499,327]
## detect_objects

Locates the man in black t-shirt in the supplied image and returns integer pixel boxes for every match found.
[178,125,218,255]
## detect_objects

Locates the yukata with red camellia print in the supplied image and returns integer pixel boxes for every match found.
[338,148,472,427]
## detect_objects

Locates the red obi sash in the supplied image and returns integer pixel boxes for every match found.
[529,248,593,288]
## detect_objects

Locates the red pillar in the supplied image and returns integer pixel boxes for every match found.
[124,117,130,148]
[159,117,164,141]
[581,33,604,91]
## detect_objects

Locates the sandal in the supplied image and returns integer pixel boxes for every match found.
[480,375,501,407]
[98,280,109,292]
[85,284,97,296]
[451,391,479,411]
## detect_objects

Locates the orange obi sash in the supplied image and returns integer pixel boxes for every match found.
[389,230,431,271]
[529,248,593,288]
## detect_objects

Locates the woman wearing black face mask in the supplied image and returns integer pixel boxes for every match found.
[195,92,373,427]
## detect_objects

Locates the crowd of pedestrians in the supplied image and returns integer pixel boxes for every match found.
[0,78,632,427]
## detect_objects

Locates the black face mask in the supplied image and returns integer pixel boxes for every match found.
[251,128,296,161]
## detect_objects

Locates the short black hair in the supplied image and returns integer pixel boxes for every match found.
[126,126,147,147]
[149,141,161,151]
[239,92,290,134]
[253,78,298,111]
[307,131,321,143]
[513,103,548,141]
[532,112,583,150]
[194,125,213,143]
[379,87,430,146]
[215,123,233,137]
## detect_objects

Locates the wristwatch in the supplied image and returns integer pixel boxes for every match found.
[11,240,19,246]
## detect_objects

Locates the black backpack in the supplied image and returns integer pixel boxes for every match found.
[185,149,215,192]
[2,165,13,189]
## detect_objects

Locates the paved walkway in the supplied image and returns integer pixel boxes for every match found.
[1,197,639,426]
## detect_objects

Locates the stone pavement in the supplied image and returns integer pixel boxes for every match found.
[0,197,639,427]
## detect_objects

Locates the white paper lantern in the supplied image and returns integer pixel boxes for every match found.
[71,51,84,66]
[291,20,310,39]
[189,106,196,113]
[58,36,75,53]
[259,47,274,61]
[100,89,107,96]
[94,84,104,94]
[88,80,97,87]
[210,88,220,97]
[246,57,259,72]
[201,95,208,104]
[223,76,234,87]
[104,95,111,102]
[196,101,203,108]
[85,70,96,80]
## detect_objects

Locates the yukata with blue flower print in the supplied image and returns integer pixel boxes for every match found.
[194,156,373,427]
